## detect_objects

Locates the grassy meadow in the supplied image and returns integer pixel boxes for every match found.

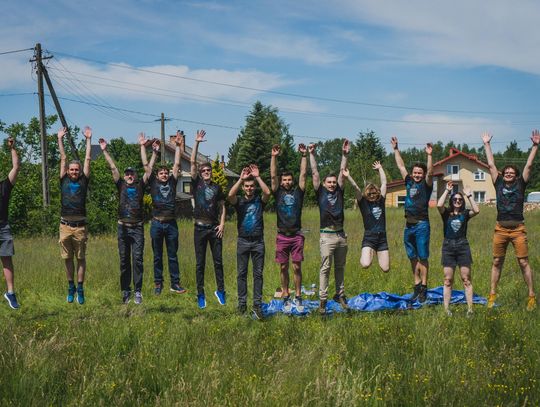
[1,206,539,406]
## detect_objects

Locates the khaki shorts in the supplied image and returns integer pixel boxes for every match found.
[493,223,528,258]
[59,223,88,260]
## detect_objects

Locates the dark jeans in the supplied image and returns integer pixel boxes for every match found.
[237,236,265,307]
[194,224,224,295]
[150,219,179,286]
[117,223,144,292]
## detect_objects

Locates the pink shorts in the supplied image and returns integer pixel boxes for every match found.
[275,233,305,263]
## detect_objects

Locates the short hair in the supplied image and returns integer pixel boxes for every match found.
[280,171,294,178]
[501,164,520,178]
[156,165,170,173]
[323,173,338,182]
[68,160,81,169]
[243,176,255,183]
[199,162,212,171]
[411,162,427,174]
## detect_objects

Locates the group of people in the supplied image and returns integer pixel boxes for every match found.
[0,128,538,317]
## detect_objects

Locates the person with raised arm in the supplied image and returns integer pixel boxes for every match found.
[482,130,540,310]
[190,129,226,309]
[437,181,479,316]
[309,139,350,315]
[1,137,20,309]
[100,136,152,305]
[270,143,308,312]
[141,131,187,296]
[227,164,271,319]
[391,136,433,303]
[57,126,92,305]
[343,161,389,273]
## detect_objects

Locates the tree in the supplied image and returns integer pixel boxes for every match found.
[349,131,385,186]
[212,153,228,195]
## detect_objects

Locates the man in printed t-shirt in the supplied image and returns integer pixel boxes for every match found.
[227,164,271,320]
[141,132,187,296]
[482,130,540,310]
[190,130,226,309]
[100,137,149,305]
[270,143,307,312]
[57,126,92,305]
[391,136,433,303]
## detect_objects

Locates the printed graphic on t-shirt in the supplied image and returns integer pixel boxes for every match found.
[442,209,469,239]
[372,206,382,220]
[242,202,258,234]
[450,218,462,233]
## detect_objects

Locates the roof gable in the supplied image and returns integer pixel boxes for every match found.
[433,148,490,170]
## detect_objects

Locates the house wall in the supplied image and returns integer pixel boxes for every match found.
[385,185,407,207]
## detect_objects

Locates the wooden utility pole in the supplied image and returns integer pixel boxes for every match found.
[160,113,165,164]
[34,43,50,207]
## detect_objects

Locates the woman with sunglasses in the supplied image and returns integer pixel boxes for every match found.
[437,181,479,315]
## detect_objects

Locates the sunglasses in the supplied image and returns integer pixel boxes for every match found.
[200,168,211,173]
[452,197,463,202]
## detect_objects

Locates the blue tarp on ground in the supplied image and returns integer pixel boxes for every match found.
[262,286,487,316]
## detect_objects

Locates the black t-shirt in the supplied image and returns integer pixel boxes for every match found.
[116,179,146,222]
[404,175,432,223]
[149,173,177,219]
[316,185,344,230]
[274,186,304,233]
[495,175,526,222]
[235,194,265,238]
[358,196,386,233]
[0,179,13,224]
[192,175,225,224]
[60,174,89,218]
[441,208,470,240]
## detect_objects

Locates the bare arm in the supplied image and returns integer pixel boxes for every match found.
[99,138,120,183]
[425,143,433,187]
[82,126,92,178]
[308,143,320,190]
[270,144,279,192]
[437,181,452,214]
[342,168,362,200]
[522,130,540,183]
[215,200,226,238]
[227,167,250,205]
[250,164,271,203]
[172,130,184,180]
[57,127,67,179]
[482,132,499,182]
[337,139,350,188]
[391,136,408,179]
[374,161,387,197]
[463,186,479,218]
[7,138,20,185]
[191,130,206,179]
[298,143,308,191]
[143,141,159,183]
[139,132,149,172]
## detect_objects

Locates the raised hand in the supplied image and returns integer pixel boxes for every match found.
[372,161,382,170]
[138,132,147,146]
[308,143,316,154]
[83,126,92,139]
[446,181,453,192]
[481,132,492,144]
[425,142,433,155]
[249,164,260,178]
[298,143,307,155]
[57,127,67,140]
[98,138,108,151]
[175,130,184,147]
[271,144,281,156]
[342,167,350,177]
[152,139,161,152]
[390,136,398,150]
[195,130,206,143]
[240,167,251,180]
[342,139,350,155]
[531,129,540,146]
[7,137,14,149]
[463,186,471,196]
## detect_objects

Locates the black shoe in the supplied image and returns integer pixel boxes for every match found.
[319,299,327,315]
[251,306,264,320]
[410,283,422,302]
[237,304,247,315]
[333,294,349,311]
[418,285,428,303]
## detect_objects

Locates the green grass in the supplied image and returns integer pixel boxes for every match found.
[1,207,539,406]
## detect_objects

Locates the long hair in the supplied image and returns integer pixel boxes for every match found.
[449,191,466,212]
[363,183,381,201]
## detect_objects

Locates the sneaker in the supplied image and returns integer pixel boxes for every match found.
[526,295,537,311]
[122,290,131,304]
[282,295,292,312]
[214,290,226,305]
[410,283,422,302]
[170,284,187,294]
[76,287,85,305]
[238,304,247,315]
[4,292,19,309]
[294,296,305,313]
[319,299,327,315]
[67,286,76,303]
[252,306,264,320]
[134,291,143,305]
[487,293,497,309]
[418,285,428,303]
[197,293,206,309]
[333,294,349,311]
[154,282,162,295]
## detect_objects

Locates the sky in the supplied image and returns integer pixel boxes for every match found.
[1,0,540,159]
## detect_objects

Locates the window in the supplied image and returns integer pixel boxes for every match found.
[474,169,486,181]
[397,195,406,206]
[474,191,485,203]
[182,182,191,194]
[447,164,459,180]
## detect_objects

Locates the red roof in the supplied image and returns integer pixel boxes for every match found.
[433,147,490,169]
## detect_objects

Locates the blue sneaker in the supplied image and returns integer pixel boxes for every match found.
[214,290,226,305]
[67,286,76,303]
[197,293,206,309]
[77,287,85,305]
[4,292,19,309]
[170,284,187,294]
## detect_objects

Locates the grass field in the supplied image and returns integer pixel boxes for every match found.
[1,206,539,406]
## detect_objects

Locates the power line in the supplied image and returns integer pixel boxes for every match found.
[0,92,36,97]
[0,47,34,56]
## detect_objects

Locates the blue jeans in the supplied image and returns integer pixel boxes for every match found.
[150,219,179,286]
[404,220,430,260]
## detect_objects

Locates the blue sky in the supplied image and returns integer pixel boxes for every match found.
[1,0,540,158]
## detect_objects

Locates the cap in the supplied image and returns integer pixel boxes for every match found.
[124,167,136,174]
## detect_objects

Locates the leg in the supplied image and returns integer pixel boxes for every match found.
[236,238,250,307]
[517,258,535,297]
[194,226,209,295]
[459,266,473,311]
[333,234,348,298]
[252,239,265,307]
[417,259,429,286]
[131,226,145,292]
[511,225,534,297]
[1,256,14,292]
[279,262,290,297]
[164,221,180,285]
[491,225,510,296]
[318,235,334,301]
[410,259,421,285]
[490,257,504,296]
[404,225,420,283]
[150,220,165,285]
[64,258,75,282]
[360,247,374,269]
[118,225,132,292]
[76,258,86,283]
[443,266,455,312]
[208,228,225,292]
[416,221,431,286]
[376,250,390,273]
[292,262,302,297]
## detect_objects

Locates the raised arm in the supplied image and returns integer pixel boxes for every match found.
[270,144,280,192]
[462,186,479,218]
[337,139,350,188]
[342,168,362,200]
[437,181,453,214]
[191,129,206,179]
[99,138,120,183]
[250,164,271,203]
[481,132,499,182]
[227,167,250,205]
[374,161,387,197]
[139,132,149,172]
[7,138,20,185]
[57,127,68,178]
[82,126,92,178]
[391,136,408,179]
[172,130,184,180]
[425,142,433,187]
[522,130,540,183]
[298,143,308,191]
[143,140,159,183]
[308,143,320,191]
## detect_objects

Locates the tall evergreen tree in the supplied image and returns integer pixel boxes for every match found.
[211,153,228,194]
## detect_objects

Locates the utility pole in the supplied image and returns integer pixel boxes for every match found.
[156,113,170,164]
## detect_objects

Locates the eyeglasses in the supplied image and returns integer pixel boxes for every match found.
[452,197,463,202]
[200,168,211,173]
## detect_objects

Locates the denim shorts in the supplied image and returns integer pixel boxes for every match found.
[0,223,14,257]
[362,231,388,252]
[404,220,430,260]
[441,238,472,268]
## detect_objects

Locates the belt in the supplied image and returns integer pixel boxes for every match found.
[195,222,215,229]
[320,229,344,234]
[118,221,144,228]
[278,230,300,237]
[60,219,87,227]
[152,217,175,223]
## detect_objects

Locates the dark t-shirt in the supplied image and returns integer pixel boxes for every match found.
[235,194,265,238]
[192,175,225,224]
[404,175,432,223]
[495,175,526,222]
[0,179,13,224]
[60,174,89,218]
[116,179,146,223]
[441,208,470,240]
[149,173,177,219]
[316,185,344,230]
[358,196,386,233]
[274,186,304,233]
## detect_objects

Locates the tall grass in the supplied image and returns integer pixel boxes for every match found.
[1,207,539,406]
